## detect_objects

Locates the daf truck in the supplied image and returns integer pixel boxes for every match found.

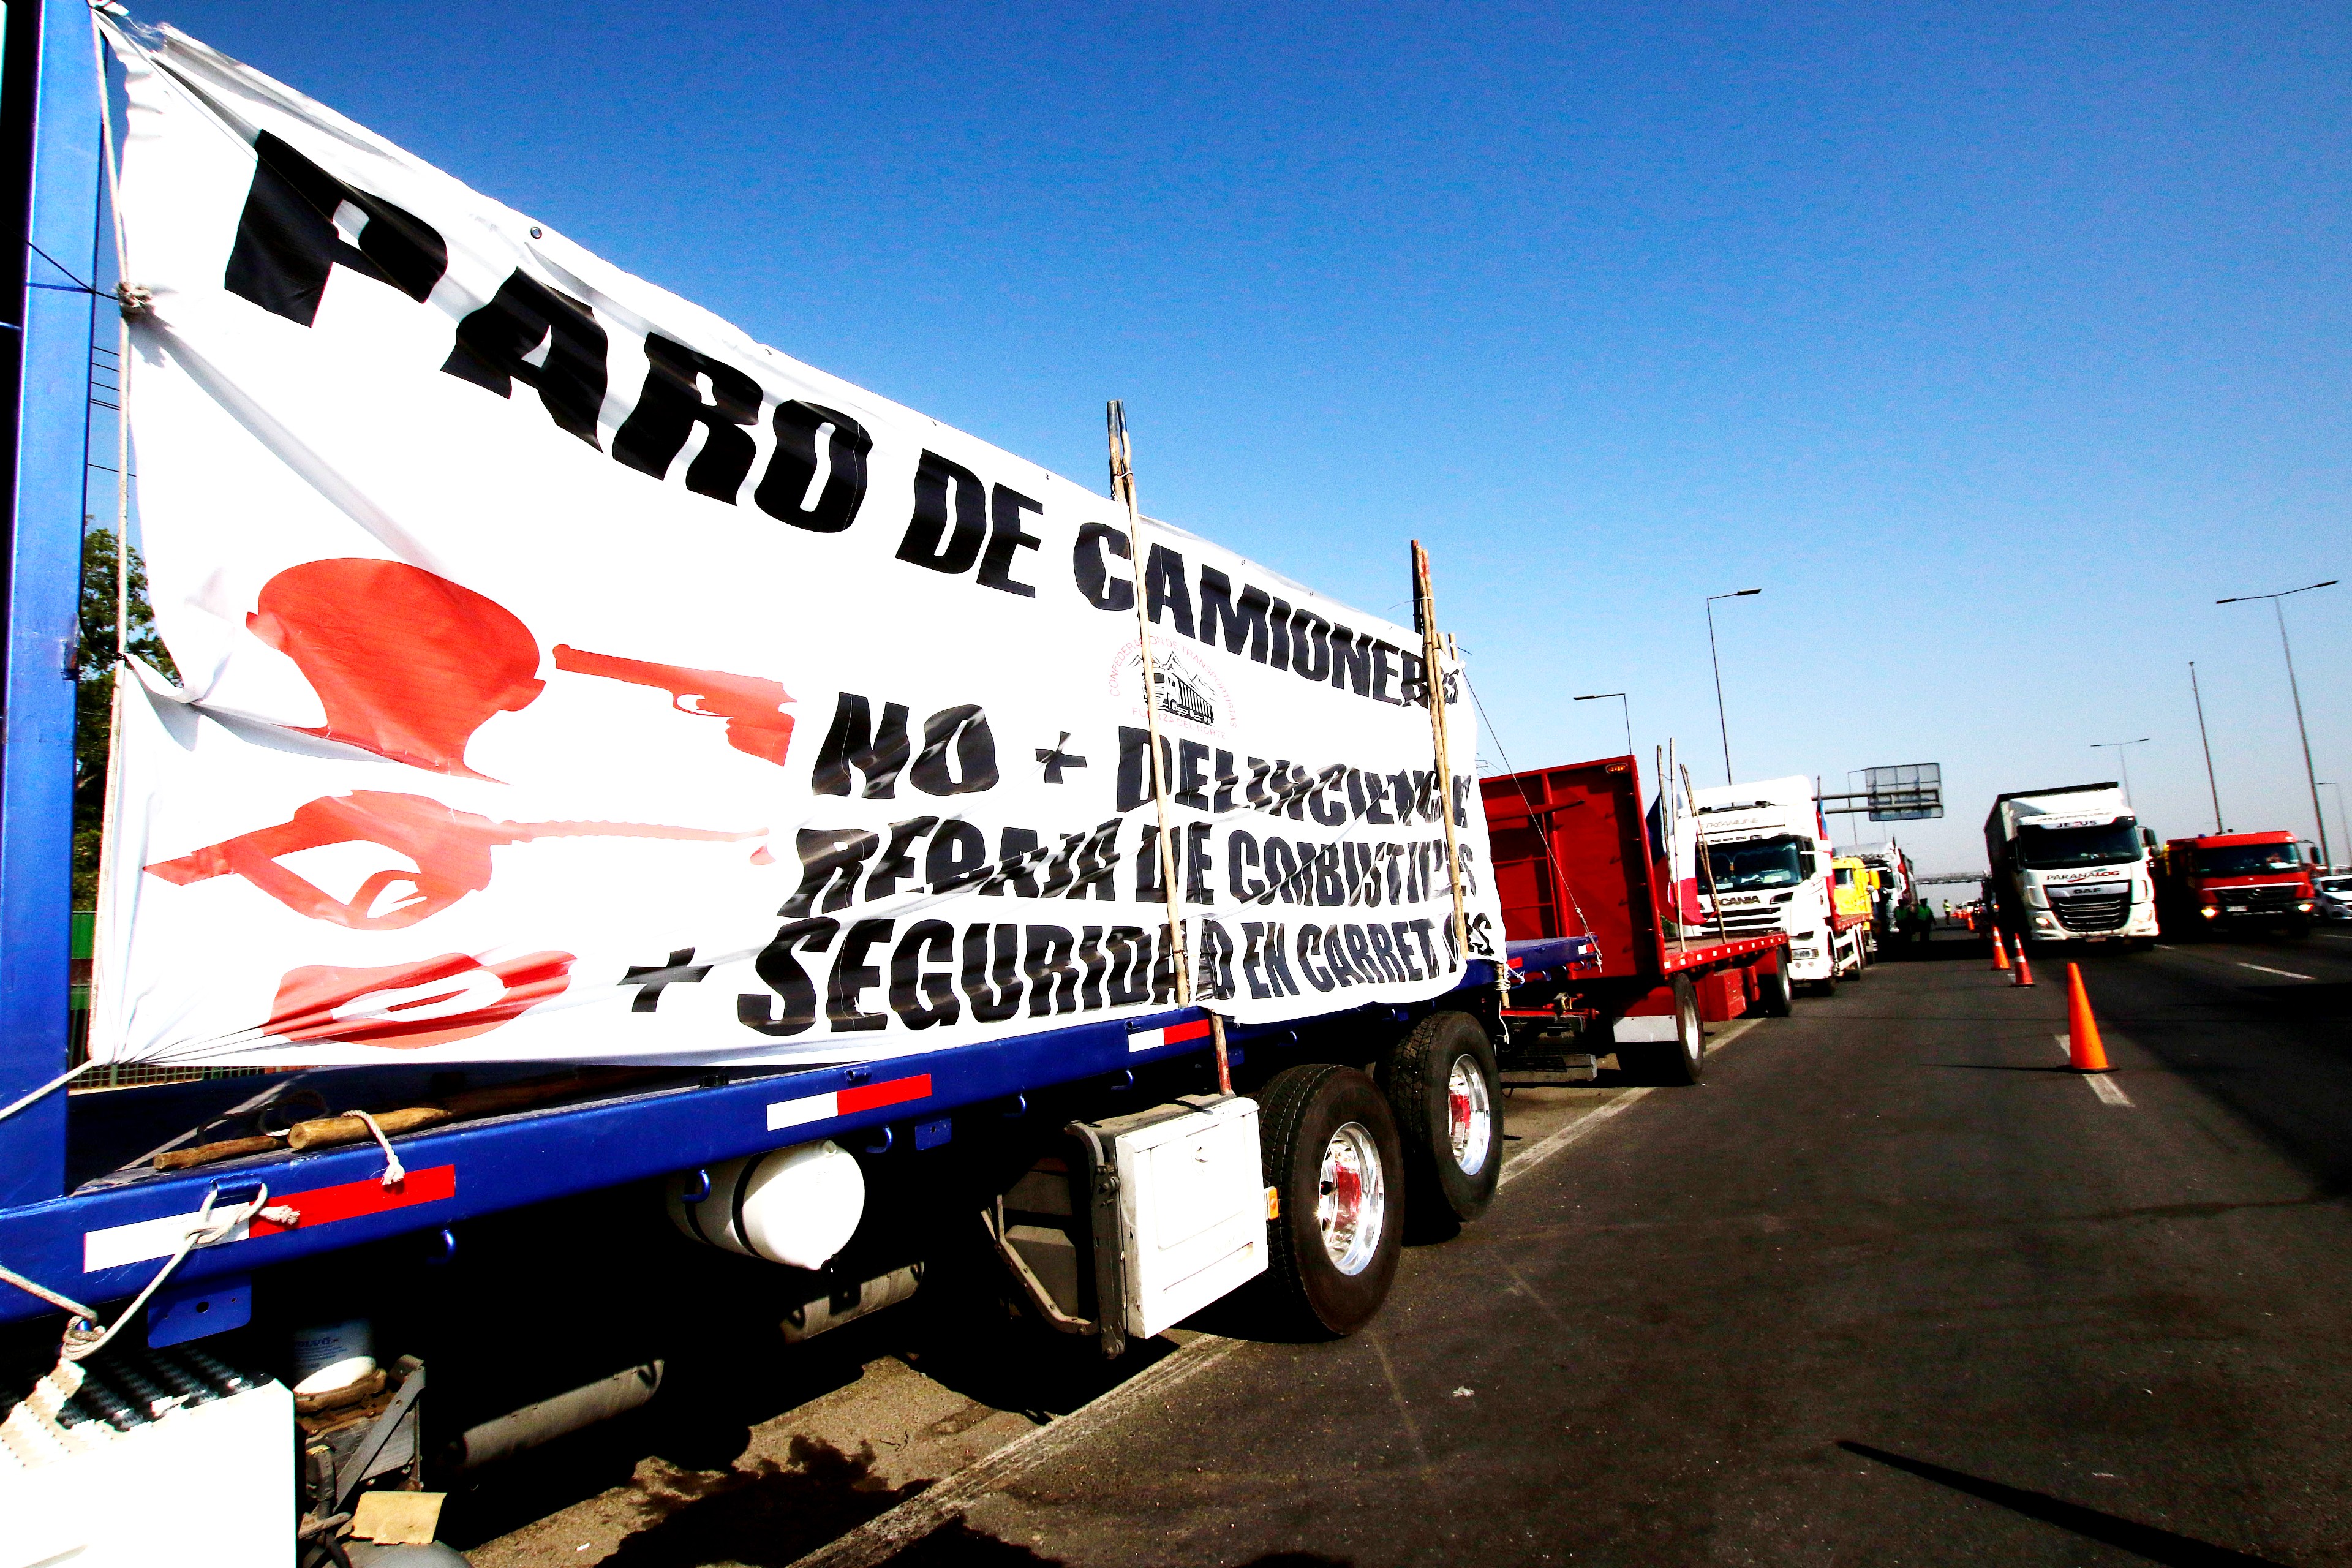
[1682,778,1863,991]
[1984,783,2159,948]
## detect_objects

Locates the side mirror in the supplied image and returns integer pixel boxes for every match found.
[2140,828,2157,851]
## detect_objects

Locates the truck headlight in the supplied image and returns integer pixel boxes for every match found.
[2299,902,2315,913]
[2033,913,2056,928]
[2200,905,2219,919]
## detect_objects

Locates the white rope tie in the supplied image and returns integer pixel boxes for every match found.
[0,1061,97,1126]
[0,1262,98,1324]
[347,1110,406,1189]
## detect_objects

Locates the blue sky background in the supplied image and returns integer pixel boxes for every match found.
[134,1,2352,873]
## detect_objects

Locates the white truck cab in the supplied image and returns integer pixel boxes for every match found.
[1984,783,2159,946]
[1685,777,1858,987]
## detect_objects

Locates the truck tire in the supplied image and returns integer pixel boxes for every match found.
[1754,962,1793,1017]
[1629,975,1705,1085]
[1378,1011,1501,1227]
[1253,1063,1404,1338]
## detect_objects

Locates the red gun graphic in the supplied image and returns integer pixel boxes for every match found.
[146,790,761,929]
[553,645,795,766]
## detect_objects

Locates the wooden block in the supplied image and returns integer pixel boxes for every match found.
[349,1490,445,1547]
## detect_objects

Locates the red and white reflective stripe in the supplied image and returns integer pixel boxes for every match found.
[765,1073,932,1133]
[82,1165,457,1272]
[1128,1018,1213,1055]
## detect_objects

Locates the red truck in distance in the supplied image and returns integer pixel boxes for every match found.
[2155,831,2321,938]
[1480,754,1795,1087]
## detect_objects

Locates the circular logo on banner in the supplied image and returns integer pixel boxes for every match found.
[1109,639,1236,739]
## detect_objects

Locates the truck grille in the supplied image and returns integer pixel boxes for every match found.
[2052,889,2130,932]
[1700,908,1785,934]
[2217,886,2297,911]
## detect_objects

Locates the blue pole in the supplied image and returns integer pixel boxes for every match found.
[0,0,104,1205]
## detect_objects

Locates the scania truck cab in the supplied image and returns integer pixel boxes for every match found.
[1984,783,2160,948]
[2156,831,2319,938]
[1686,778,1860,990]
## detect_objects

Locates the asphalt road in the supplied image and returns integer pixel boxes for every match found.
[874,929,2352,1567]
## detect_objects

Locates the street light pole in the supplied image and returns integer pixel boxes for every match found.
[1705,589,1761,786]
[2092,738,2150,809]
[1574,692,1632,758]
[2218,579,2339,867]
[2189,662,2223,833]
[2320,783,2348,871]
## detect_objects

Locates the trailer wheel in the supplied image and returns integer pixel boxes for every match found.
[1378,1010,1502,1227]
[1253,1063,1404,1338]
[1629,975,1706,1085]
[1754,962,1793,1017]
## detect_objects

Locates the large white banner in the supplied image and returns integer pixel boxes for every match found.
[91,21,1500,1069]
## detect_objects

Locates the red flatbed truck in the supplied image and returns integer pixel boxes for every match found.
[1480,755,1793,1086]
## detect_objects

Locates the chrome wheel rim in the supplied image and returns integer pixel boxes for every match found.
[1681,1001,1703,1063]
[1446,1055,1493,1176]
[1317,1121,1386,1276]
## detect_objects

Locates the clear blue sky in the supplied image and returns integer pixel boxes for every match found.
[135,1,2351,873]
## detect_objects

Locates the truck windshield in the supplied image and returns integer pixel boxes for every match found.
[1706,835,1806,890]
[2016,820,2141,869]
[2193,843,2302,876]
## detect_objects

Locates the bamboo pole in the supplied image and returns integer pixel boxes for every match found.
[1683,761,1730,944]
[1109,403,1225,1090]
[1411,543,1474,980]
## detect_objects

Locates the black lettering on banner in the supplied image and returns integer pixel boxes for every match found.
[1268,599,1293,672]
[1390,921,1425,981]
[1077,926,1109,1009]
[1240,922,1273,1000]
[1329,625,1372,696]
[1398,650,1427,706]
[1343,924,1378,982]
[981,827,1044,898]
[1106,925,1152,1006]
[1411,770,1439,823]
[829,919,894,1031]
[1309,771,1349,829]
[1263,837,1298,904]
[226,131,448,327]
[755,401,872,533]
[1281,763,1313,822]
[1198,568,1271,662]
[1144,545,1194,638]
[1366,922,1403,983]
[1073,523,1135,611]
[1153,924,1183,1004]
[1245,758,1270,811]
[1064,819,1121,901]
[1116,727,1175,812]
[1023,925,1080,1017]
[1177,740,1211,811]
[739,917,837,1034]
[1196,920,1235,1001]
[925,820,989,889]
[1039,828,1086,897]
[1229,830,1265,902]
[864,816,938,901]
[1264,922,1298,995]
[783,828,878,918]
[1441,913,1461,969]
[960,923,1024,1021]
[1213,750,1238,813]
[897,450,988,575]
[1289,611,1332,682]
[1346,769,1368,823]
[890,920,959,1028]
[1361,844,1385,908]
[1313,843,1344,907]
[1453,775,1473,828]
[1297,925,1335,993]
[1324,924,1360,986]
[1371,642,1403,704]
[911,705,998,796]
[1135,824,1167,902]
[812,693,912,797]
[1385,844,1406,906]
[1410,918,1442,976]
[443,270,609,446]
[1186,823,1216,905]
[612,334,761,501]
[979,486,1043,597]
[1362,771,1395,826]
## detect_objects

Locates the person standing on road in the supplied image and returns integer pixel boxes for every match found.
[1899,898,1936,952]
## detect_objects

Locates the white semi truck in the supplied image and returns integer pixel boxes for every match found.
[1683,777,1864,991]
[1983,783,2160,948]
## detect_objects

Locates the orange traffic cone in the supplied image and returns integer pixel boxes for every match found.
[2065,962,2109,1071]
[2010,933,2035,987]
[1990,925,2010,970]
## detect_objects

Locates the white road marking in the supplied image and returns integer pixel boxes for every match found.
[2239,963,2315,981]
[2316,932,2351,941]
[2087,1074,2132,1106]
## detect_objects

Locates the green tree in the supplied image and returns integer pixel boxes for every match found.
[74,525,176,905]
